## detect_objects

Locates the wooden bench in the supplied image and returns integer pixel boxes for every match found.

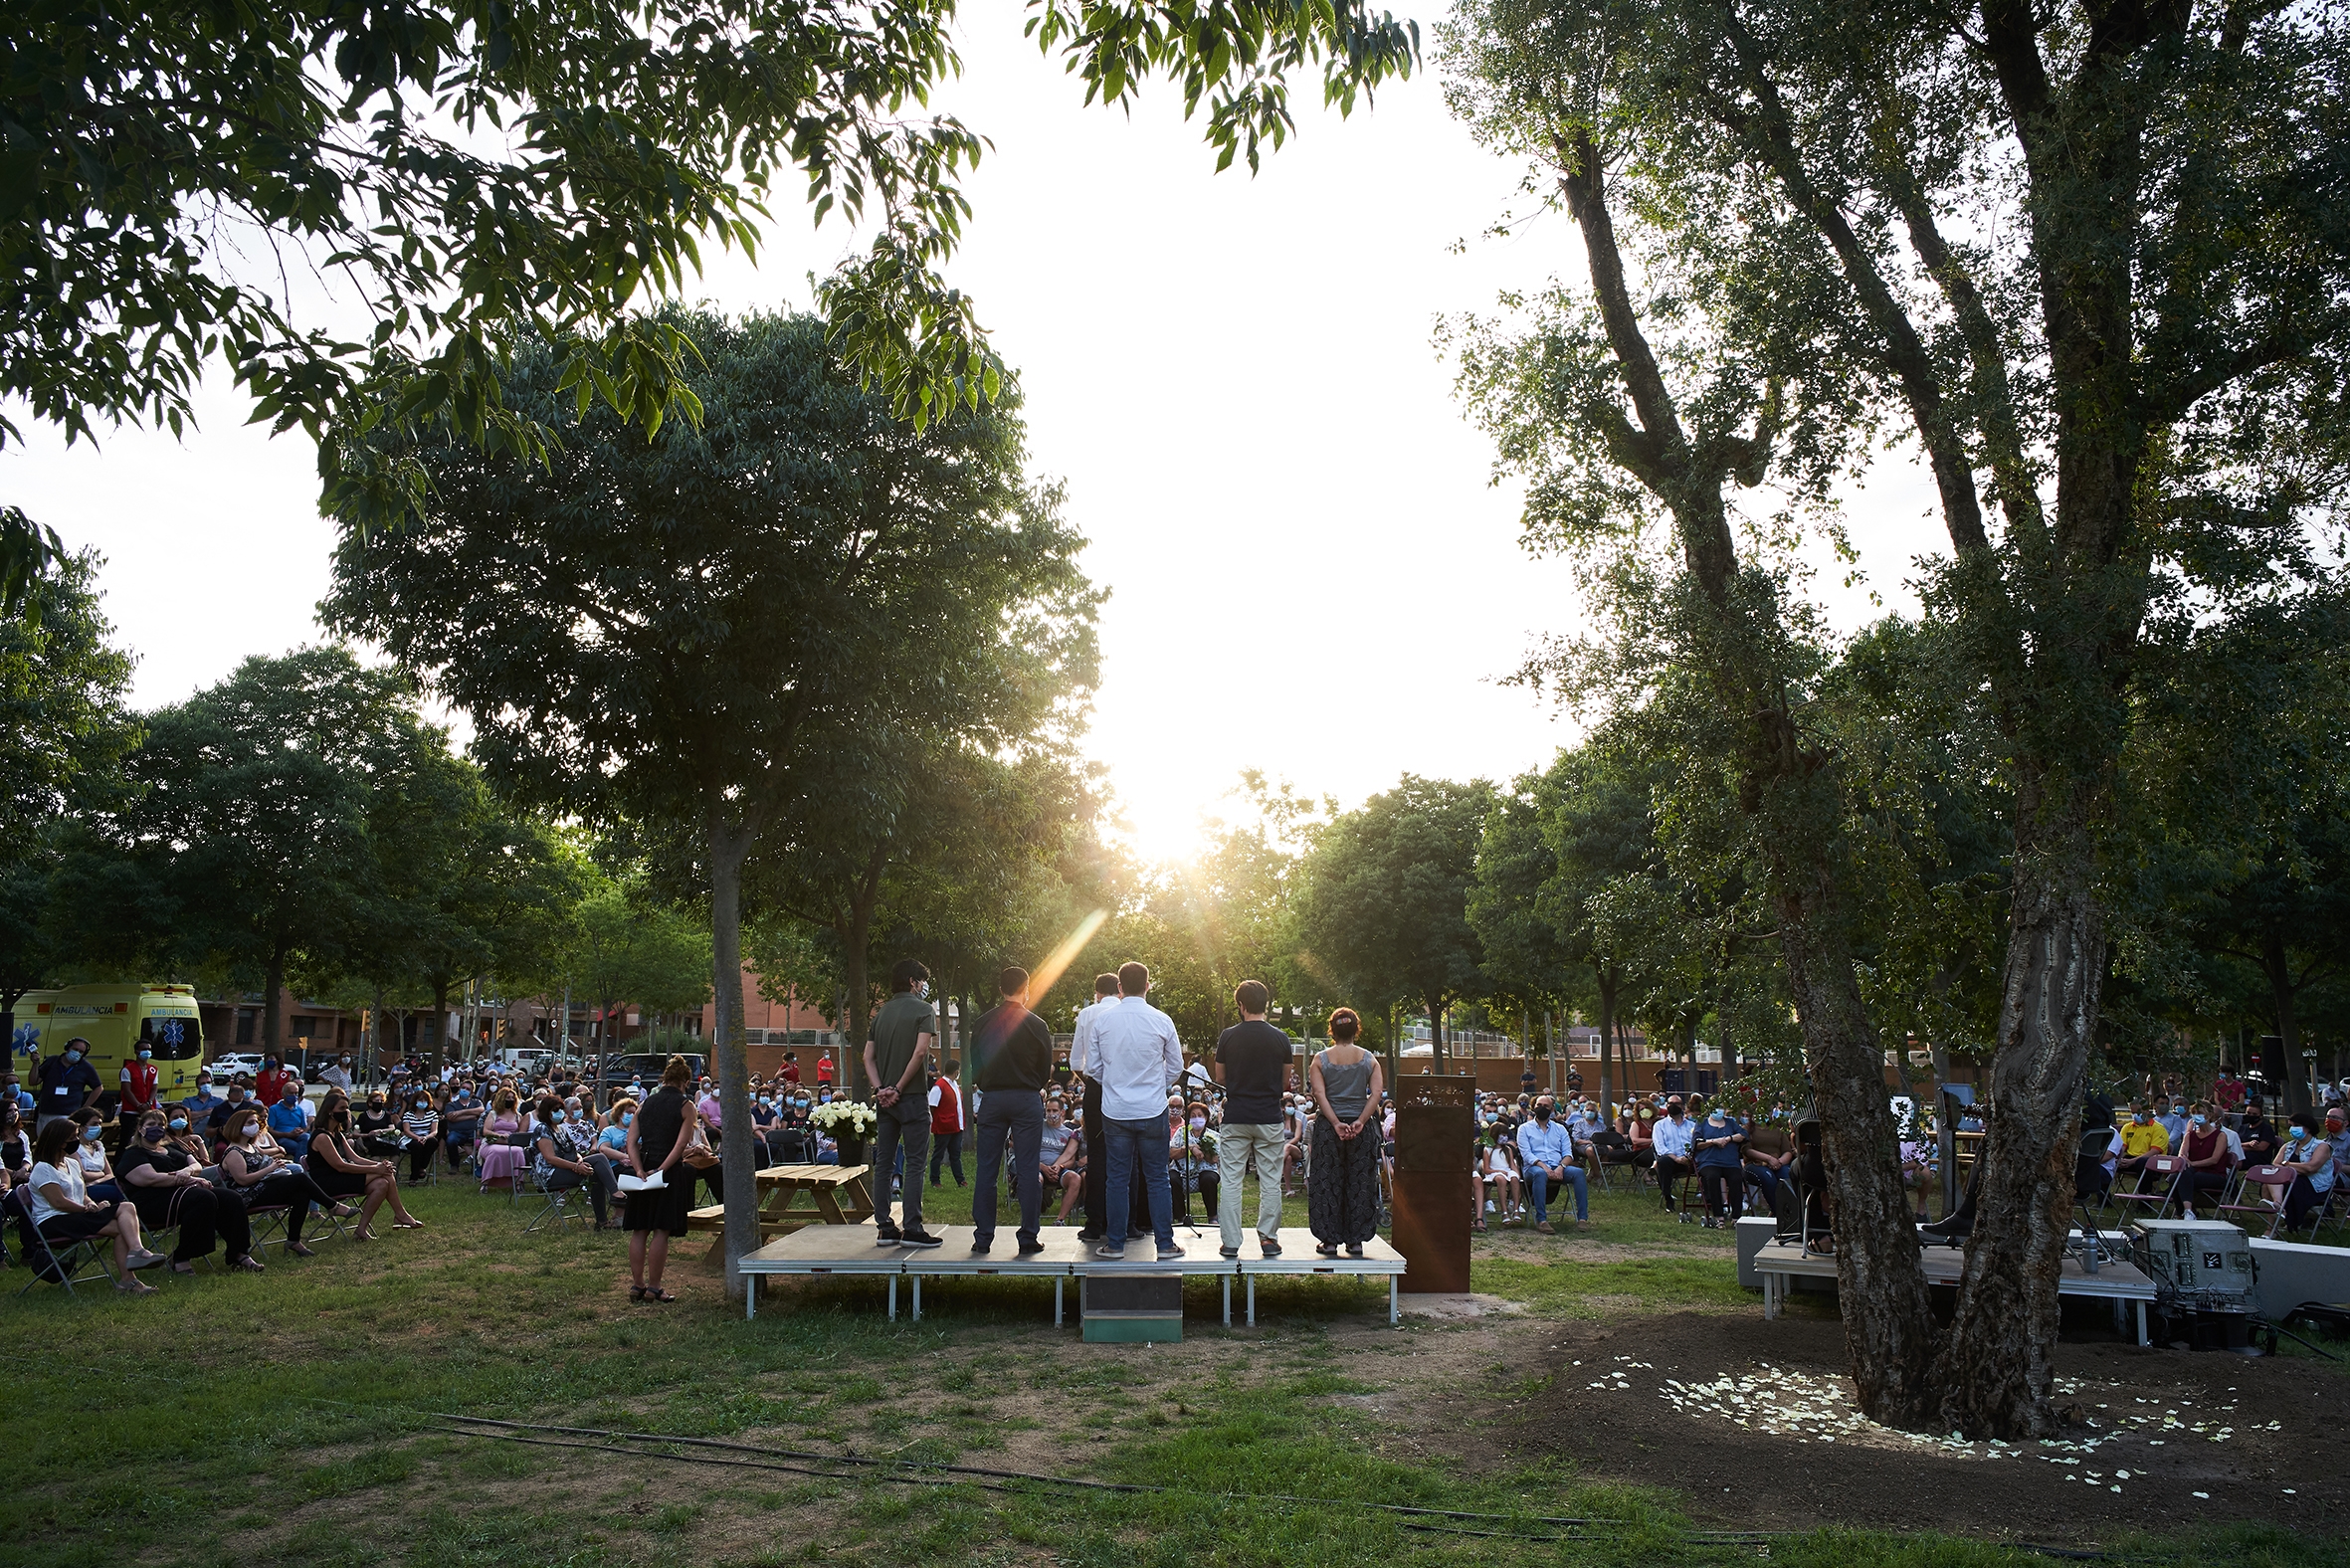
[687,1163,875,1239]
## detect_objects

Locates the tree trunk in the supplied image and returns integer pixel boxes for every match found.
[1598,974,1616,1110]
[710,816,759,1303]
[263,946,288,1060]
[1933,793,2103,1437]
[1429,995,1447,1076]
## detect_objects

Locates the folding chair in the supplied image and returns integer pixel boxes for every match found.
[245,1203,295,1253]
[523,1171,588,1235]
[8,1190,113,1297]
[2110,1154,2187,1222]
[2217,1163,2291,1238]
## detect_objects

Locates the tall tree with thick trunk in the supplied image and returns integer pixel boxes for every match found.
[1444,0,2349,1433]
[325,310,1094,1299]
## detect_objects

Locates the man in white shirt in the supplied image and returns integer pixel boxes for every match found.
[1651,1096,1697,1210]
[1068,973,1122,1242]
[1090,962,1185,1261]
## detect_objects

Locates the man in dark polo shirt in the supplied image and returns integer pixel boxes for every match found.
[864,958,942,1249]
[1212,980,1291,1260]
[968,964,1055,1256]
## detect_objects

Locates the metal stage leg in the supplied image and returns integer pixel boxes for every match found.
[888,1275,897,1321]
[2136,1300,2148,1346]
[1389,1275,1397,1327]
[913,1274,922,1322]
[746,1275,757,1322]
[1223,1275,1231,1328]
[1055,1276,1064,1326]
[1247,1275,1256,1327]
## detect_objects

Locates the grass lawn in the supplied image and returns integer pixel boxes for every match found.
[2,1170,2335,1568]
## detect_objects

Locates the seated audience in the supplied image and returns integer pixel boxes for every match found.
[443,1086,484,1171]
[2177,1100,2236,1217]
[2276,1112,2335,1231]
[1039,1100,1083,1224]
[307,1102,421,1237]
[478,1089,528,1190]
[531,1095,617,1228]
[1517,1094,1587,1232]
[1477,1133,1521,1231]
[267,1085,312,1161]
[71,1109,122,1204]
[0,1104,29,1184]
[1651,1097,1696,1209]
[2114,1101,2169,1180]
[27,1117,163,1291]
[2240,1097,2279,1165]
[218,1104,335,1257]
[399,1089,442,1182]
[119,1109,261,1274]
[1692,1104,1747,1228]
[356,1091,402,1159]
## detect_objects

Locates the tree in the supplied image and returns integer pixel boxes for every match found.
[321,309,1095,1297]
[1443,0,2350,1435]
[102,649,444,1055]
[1,0,1417,604]
[1295,776,1489,1071]
[0,548,138,1048]
[563,879,713,1075]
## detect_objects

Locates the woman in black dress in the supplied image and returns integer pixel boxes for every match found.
[117,1109,260,1274]
[623,1056,695,1302]
[307,1101,420,1239]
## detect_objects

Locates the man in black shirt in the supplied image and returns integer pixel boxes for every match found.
[35,1038,101,1131]
[968,965,1057,1255]
[1212,980,1291,1260]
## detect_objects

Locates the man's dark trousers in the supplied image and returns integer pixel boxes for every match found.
[870,1097,930,1236]
[972,1087,1045,1247]
[1078,1075,1107,1239]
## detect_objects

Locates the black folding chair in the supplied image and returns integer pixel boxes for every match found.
[7,1189,112,1297]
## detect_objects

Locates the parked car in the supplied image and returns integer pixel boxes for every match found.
[206,1051,267,1079]
[594,1051,705,1090]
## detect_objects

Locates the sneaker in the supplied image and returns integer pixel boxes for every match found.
[875,1228,904,1248]
[1016,1238,1047,1255]
[1220,1244,1241,1259]
[1094,1243,1127,1260]
[970,1238,992,1254]
[898,1229,943,1249]
[1534,1221,1556,1236]
[1077,1230,1104,1243]
[1484,1200,1495,1214]
[1260,1238,1281,1257]
[1346,1244,1365,1258]
[1157,1244,1186,1261]
[1128,1229,1151,1243]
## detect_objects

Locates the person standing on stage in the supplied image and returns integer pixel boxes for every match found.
[1213,980,1289,1260]
[968,965,1055,1255]
[1068,972,1121,1242]
[1305,1008,1385,1257]
[865,959,944,1249]
[1091,962,1185,1261]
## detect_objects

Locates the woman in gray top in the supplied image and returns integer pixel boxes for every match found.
[1306,1009,1386,1256]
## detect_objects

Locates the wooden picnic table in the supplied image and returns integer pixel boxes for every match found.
[688,1163,874,1240]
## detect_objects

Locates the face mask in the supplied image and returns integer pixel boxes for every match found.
[2135,1112,2150,1123]
[414,1100,428,1110]
[168,1117,188,1131]
[621,1112,634,1127]
[80,1126,100,1142]
[65,1051,82,1063]
[2192,1114,2208,1127]
[1190,1116,1205,1130]
[142,1126,163,1142]
[552,1109,566,1123]
[138,1049,151,1061]
[242,1125,261,1142]
[1535,1107,1552,1121]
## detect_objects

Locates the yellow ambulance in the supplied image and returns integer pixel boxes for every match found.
[12,984,209,1102]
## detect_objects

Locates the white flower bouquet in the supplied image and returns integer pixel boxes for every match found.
[809,1100,877,1135]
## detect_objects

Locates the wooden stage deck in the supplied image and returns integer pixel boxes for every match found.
[733,1225,1408,1326]
[1752,1235,2158,1343]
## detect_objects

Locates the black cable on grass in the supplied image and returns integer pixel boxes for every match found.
[434,1412,1640,1530]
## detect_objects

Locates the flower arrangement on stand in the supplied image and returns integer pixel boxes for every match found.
[810,1099,878,1166]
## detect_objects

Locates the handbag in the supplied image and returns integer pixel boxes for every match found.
[615,1169,666,1193]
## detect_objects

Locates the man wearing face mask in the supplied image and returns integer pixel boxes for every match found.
[968,965,1055,1255]
[206,1081,257,1139]
[2157,1097,2192,1150]
[1651,1096,1697,1211]
[35,1038,100,1132]
[1516,1095,1588,1233]
[115,1035,162,1153]
[2114,1100,2169,1182]
[1692,1104,1748,1228]
[865,958,944,1248]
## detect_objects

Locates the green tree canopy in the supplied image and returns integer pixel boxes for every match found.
[321,307,1096,1294]
[1,0,1418,605]
[1295,774,1490,1070]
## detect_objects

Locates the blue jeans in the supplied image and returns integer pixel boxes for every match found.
[1527,1161,1587,1222]
[972,1089,1044,1245]
[1101,1115,1173,1251]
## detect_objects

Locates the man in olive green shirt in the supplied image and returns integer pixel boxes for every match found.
[864,958,942,1248]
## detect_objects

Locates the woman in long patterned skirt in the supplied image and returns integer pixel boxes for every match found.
[1306,1008,1386,1257]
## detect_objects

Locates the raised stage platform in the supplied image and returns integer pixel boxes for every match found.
[1751,1234,2158,1343]
[734,1225,1409,1326]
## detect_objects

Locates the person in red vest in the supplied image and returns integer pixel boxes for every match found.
[780,1052,801,1086]
[117,1035,161,1151]
[815,1053,836,1088]
[928,1069,966,1186]
[256,1057,296,1107]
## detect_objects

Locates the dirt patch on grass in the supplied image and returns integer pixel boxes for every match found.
[1497,1309,2350,1542]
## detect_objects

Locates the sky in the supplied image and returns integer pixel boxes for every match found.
[1,20,1951,866]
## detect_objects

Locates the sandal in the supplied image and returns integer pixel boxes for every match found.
[230,1255,266,1273]
[169,1260,196,1275]
[646,1287,678,1302]
[287,1242,317,1258]
[630,1284,649,1302]
[115,1276,158,1295]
